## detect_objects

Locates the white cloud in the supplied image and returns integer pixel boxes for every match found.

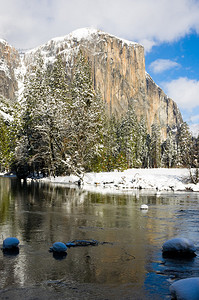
[163,77,199,110]
[190,114,199,123]
[138,39,157,53]
[0,0,199,49]
[149,59,180,74]
[189,124,199,137]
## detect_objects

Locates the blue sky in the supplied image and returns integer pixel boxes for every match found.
[0,0,199,134]
[145,33,199,128]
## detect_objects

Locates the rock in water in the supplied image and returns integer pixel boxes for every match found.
[50,242,67,253]
[170,277,199,300]
[66,239,99,247]
[162,238,196,258]
[140,204,148,210]
[3,237,20,249]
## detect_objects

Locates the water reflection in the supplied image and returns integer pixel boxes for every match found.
[0,178,199,299]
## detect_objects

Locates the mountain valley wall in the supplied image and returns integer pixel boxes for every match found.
[0,30,183,140]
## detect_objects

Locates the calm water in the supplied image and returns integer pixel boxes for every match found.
[0,178,199,299]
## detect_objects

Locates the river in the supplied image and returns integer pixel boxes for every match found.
[0,177,199,299]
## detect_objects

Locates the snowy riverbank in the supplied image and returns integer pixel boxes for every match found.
[40,168,199,192]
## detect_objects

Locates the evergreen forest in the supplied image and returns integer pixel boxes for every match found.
[0,51,198,179]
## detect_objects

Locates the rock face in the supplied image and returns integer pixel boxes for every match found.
[0,28,183,140]
[146,73,182,139]
[0,39,20,102]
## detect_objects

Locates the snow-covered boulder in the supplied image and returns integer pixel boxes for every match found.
[162,238,196,257]
[3,237,20,249]
[170,277,199,300]
[140,204,148,210]
[50,242,67,253]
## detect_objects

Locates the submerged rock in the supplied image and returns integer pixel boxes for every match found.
[66,239,99,247]
[162,238,196,258]
[170,277,199,300]
[2,237,20,249]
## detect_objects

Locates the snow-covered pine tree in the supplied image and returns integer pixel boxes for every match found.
[0,118,13,172]
[97,115,120,172]
[189,134,199,183]
[118,105,138,168]
[194,134,199,167]
[20,54,69,177]
[177,122,192,167]
[20,55,47,175]
[161,130,177,168]
[0,97,21,172]
[40,54,70,176]
[63,50,105,177]
[150,122,161,168]
[136,116,148,168]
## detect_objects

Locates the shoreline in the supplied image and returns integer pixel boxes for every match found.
[1,168,198,193]
[39,168,199,193]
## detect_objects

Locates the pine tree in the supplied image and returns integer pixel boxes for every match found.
[118,106,138,168]
[177,122,192,167]
[161,130,177,168]
[62,51,105,177]
[136,116,148,168]
[20,55,47,175]
[188,134,199,183]
[0,97,21,173]
[38,54,70,176]
[0,118,12,171]
[20,55,69,177]
[150,122,161,168]
[189,134,199,168]
[195,134,199,167]
[97,115,120,172]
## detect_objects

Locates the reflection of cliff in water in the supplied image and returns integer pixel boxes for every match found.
[0,178,199,299]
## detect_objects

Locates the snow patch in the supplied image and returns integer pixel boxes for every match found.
[0,39,9,46]
[0,110,13,122]
[0,59,11,79]
[51,27,139,47]
[40,168,199,193]
[14,57,27,102]
[59,27,99,42]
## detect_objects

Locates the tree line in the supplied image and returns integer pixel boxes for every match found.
[0,51,198,178]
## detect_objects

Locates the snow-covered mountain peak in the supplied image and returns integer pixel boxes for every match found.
[26,27,139,56]
[24,27,141,69]
[62,27,139,46]
[53,27,100,43]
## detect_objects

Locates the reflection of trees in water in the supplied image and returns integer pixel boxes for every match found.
[8,180,89,243]
[0,178,18,231]
[1,179,198,294]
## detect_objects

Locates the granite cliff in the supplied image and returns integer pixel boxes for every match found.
[0,28,183,139]
[0,39,20,102]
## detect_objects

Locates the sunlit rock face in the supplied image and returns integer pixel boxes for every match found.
[0,28,183,139]
[0,39,20,101]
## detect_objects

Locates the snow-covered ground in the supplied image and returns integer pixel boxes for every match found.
[40,168,199,193]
